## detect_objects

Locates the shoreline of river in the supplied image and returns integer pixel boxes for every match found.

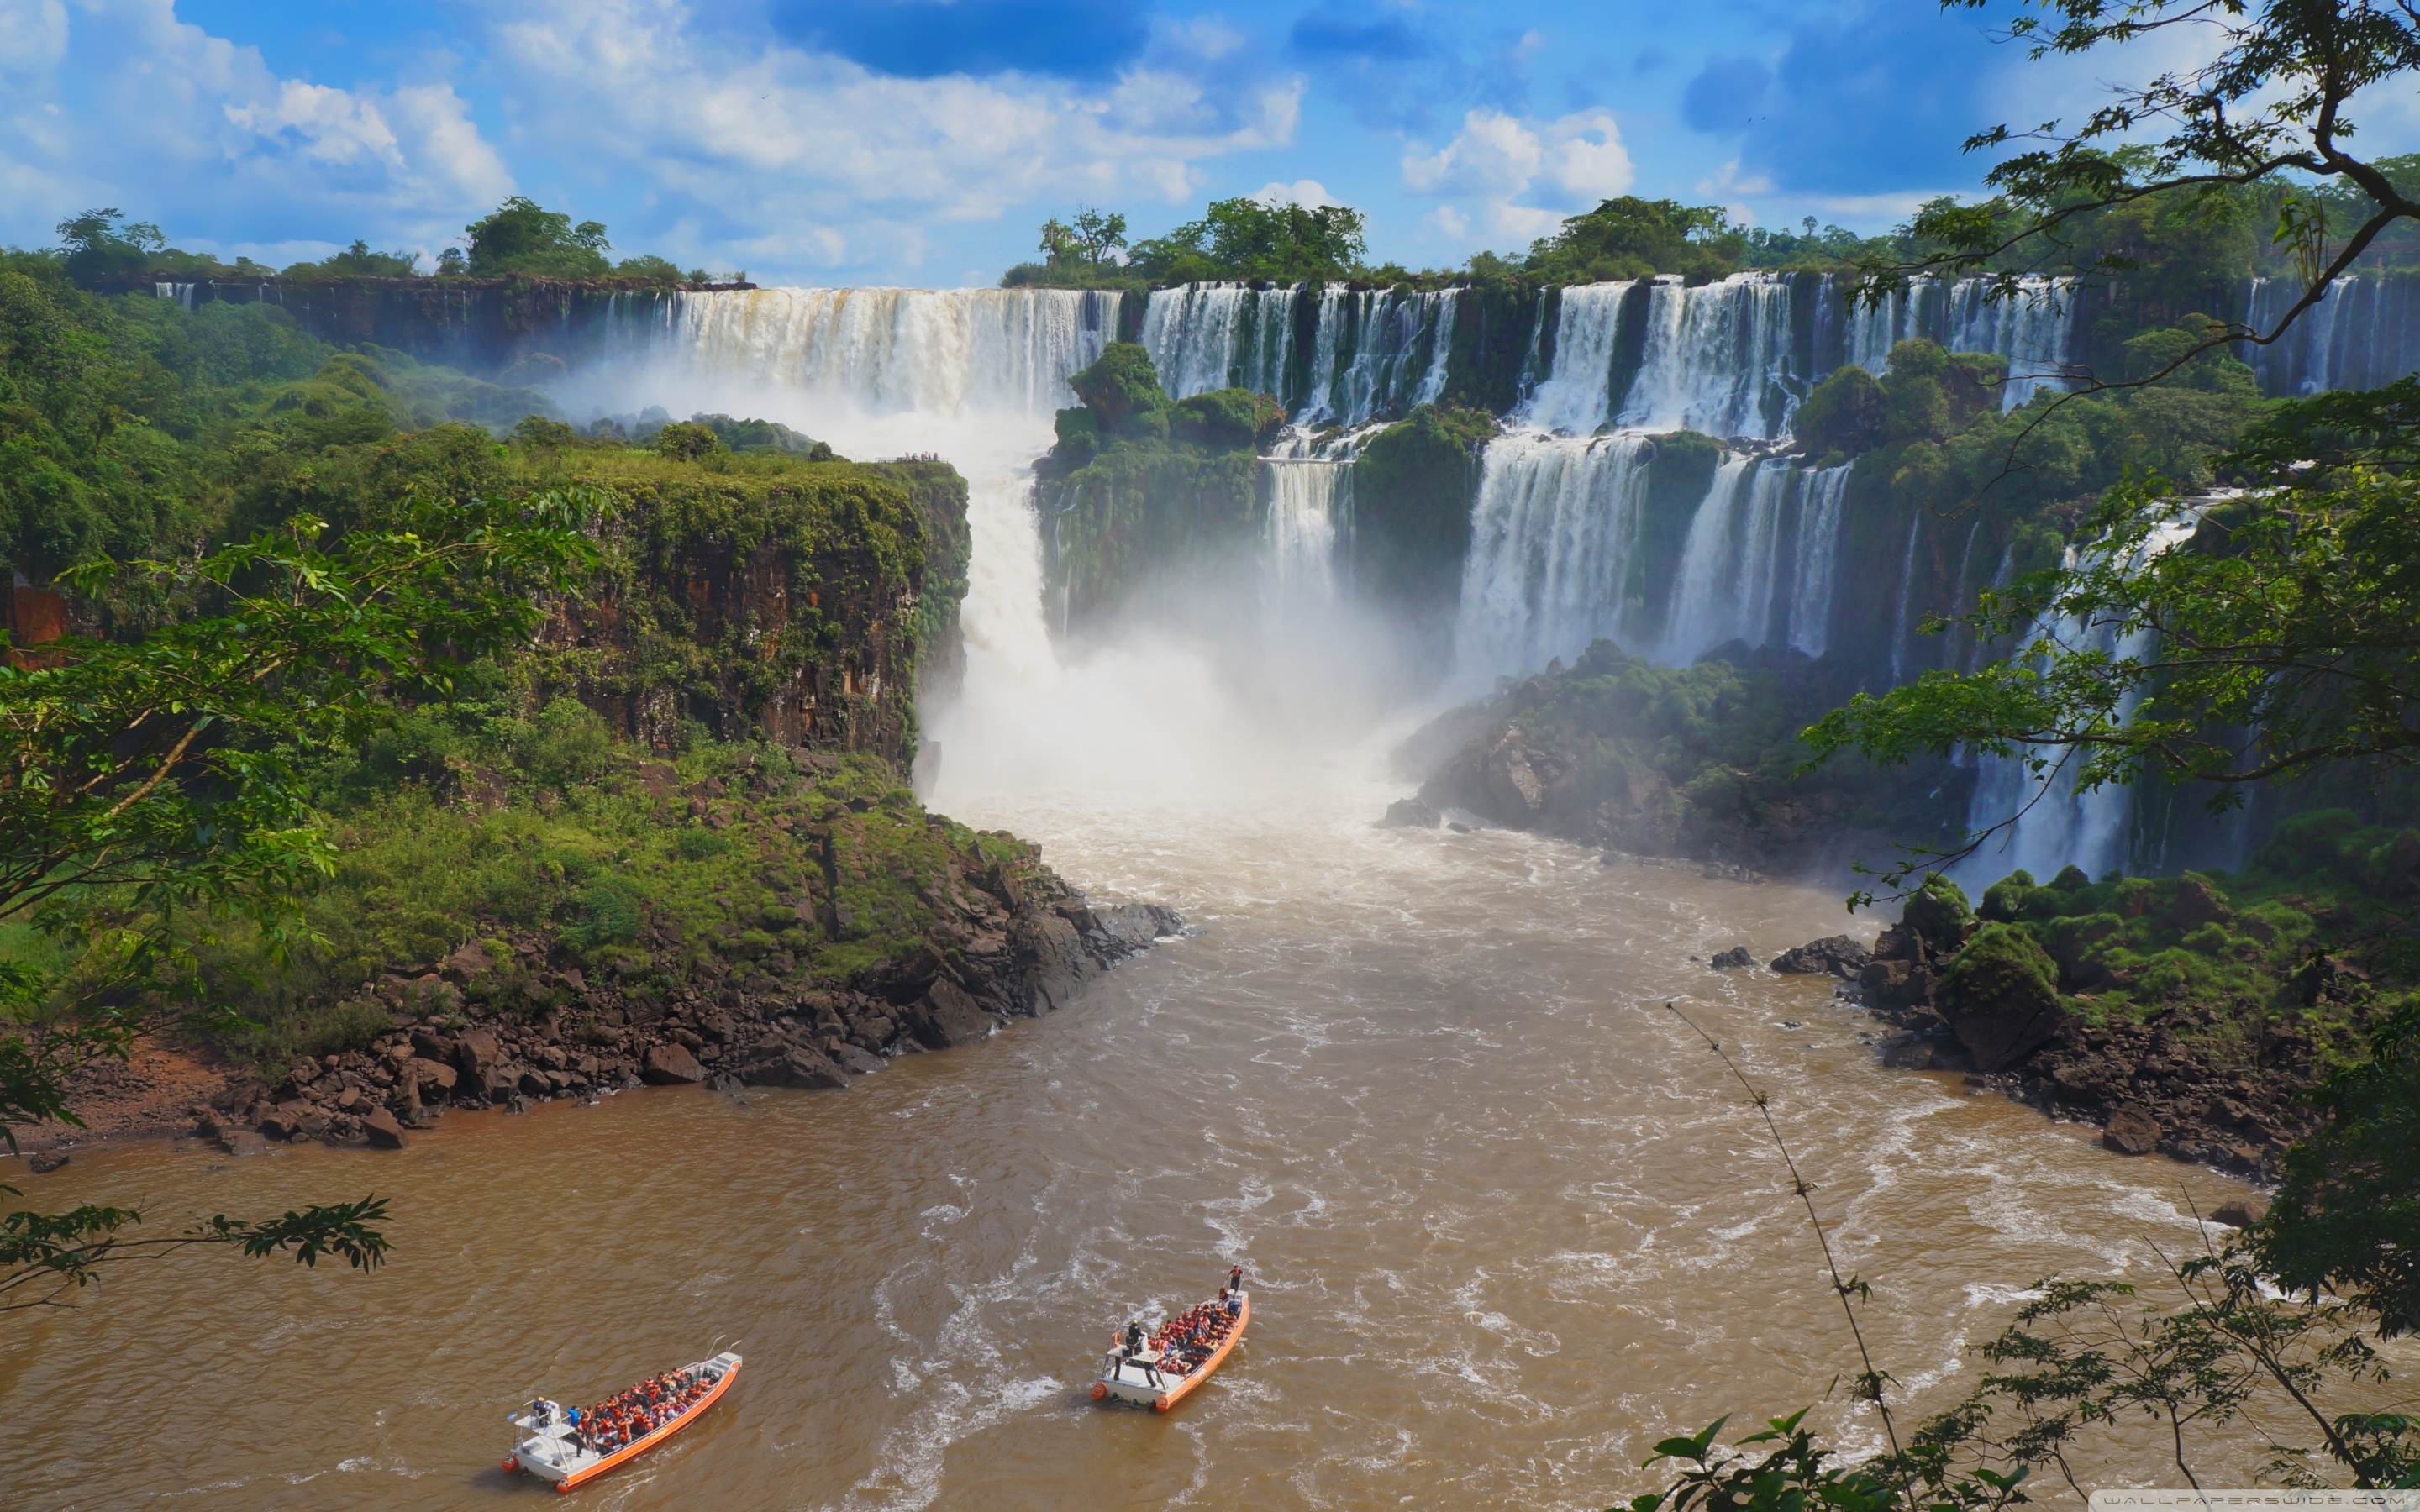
[16,885,1186,1170]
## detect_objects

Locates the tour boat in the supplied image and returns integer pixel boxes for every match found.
[502,1351,740,1493]
[1091,1288,1249,1411]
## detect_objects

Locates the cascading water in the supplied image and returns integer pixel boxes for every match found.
[2243,273,2420,396]
[1298,287,1458,426]
[1951,517,2202,890]
[1944,278,2082,408]
[1824,275,2081,410]
[1139,283,1297,402]
[1616,274,1801,439]
[1521,281,1637,434]
[1454,431,1657,677]
[1139,283,1457,427]
[1786,465,1849,659]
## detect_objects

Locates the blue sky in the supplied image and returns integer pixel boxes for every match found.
[3,0,2399,286]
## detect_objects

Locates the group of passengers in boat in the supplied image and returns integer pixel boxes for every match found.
[563,1368,715,1456]
[1111,1266,1247,1386]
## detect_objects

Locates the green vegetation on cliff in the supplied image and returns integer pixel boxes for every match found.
[1037,343,1281,624]
[1346,403,1495,621]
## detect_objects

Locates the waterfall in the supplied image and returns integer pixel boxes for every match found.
[1785,465,1849,659]
[1952,517,2202,889]
[1300,287,1459,427]
[1521,281,1637,434]
[1818,274,2081,409]
[1617,274,1801,438]
[1886,511,1923,684]
[1264,457,1345,603]
[1658,455,1784,663]
[1139,284,1297,401]
[1453,431,1657,676]
[2243,273,2420,396]
[1944,277,2081,408]
[1452,435,1848,680]
[668,287,1121,417]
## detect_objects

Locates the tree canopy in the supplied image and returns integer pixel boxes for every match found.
[1888,0,2420,376]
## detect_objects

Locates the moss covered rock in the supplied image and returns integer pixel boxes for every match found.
[1937,921,2069,1071]
[1902,873,1975,952]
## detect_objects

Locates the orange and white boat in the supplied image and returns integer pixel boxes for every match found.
[503,1350,740,1494]
[1091,1285,1249,1412]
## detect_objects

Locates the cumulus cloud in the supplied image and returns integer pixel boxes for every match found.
[0,0,508,258]
[0,0,1304,279]
[1402,107,1632,242]
[1254,179,1340,208]
[477,0,1300,270]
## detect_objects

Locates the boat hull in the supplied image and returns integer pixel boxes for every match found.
[1095,1294,1248,1411]
[507,1351,740,1494]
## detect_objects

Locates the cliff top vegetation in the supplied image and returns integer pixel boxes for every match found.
[33,198,737,290]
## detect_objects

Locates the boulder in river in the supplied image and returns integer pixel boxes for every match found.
[905,978,997,1049]
[1935,923,2069,1072]
[2210,1197,2265,1227]
[2102,1105,2162,1156]
[1707,946,1754,970]
[361,1106,408,1148]
[641,1042,707,1084]
[29,1150,67,1174]
[1380,797,1443,829]
[1770,936,1872,977]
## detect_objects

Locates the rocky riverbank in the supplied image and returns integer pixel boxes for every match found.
[29,871,1181,1163]
[1756,833,2416,1182]
[18,742,1186,1165]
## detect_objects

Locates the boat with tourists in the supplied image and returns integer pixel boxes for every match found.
[502,1350,741,1493]
[1092,1268,1250,1411]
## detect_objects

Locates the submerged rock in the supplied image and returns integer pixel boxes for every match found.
[1707,946,1754,970]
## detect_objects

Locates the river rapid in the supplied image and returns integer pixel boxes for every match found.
[3,739,2262,1511]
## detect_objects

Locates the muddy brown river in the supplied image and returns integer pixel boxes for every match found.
[3,750,2265,1511]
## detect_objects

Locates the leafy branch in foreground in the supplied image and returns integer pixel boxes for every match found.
[0,1195,391,1312]
[1802,381,2420,892]
[1,486,602,1314]
[1869,0,2420,376]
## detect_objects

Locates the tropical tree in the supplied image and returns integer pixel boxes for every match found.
[0,486,602,1310]
[463,197,613,279]
[1884,0,2420,379]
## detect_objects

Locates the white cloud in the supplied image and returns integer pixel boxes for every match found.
[1402,107,1633,244]
[0,0,508,255]
[1255,179,1339,208]
[477,0,1302,270]
[0,0,1306,280]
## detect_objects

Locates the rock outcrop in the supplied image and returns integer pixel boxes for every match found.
[1388,639,1968,876]
[50,880,1183,1156]
[1770,936,1871,978]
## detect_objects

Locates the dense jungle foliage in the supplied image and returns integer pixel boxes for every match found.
[0,253,972,1078]
[1035,342,1285,624]
[45,197,726,287]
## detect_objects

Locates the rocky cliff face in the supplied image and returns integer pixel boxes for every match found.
[103,275,739,378]
[531,453,970,767]
[1392,639,1966,875]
